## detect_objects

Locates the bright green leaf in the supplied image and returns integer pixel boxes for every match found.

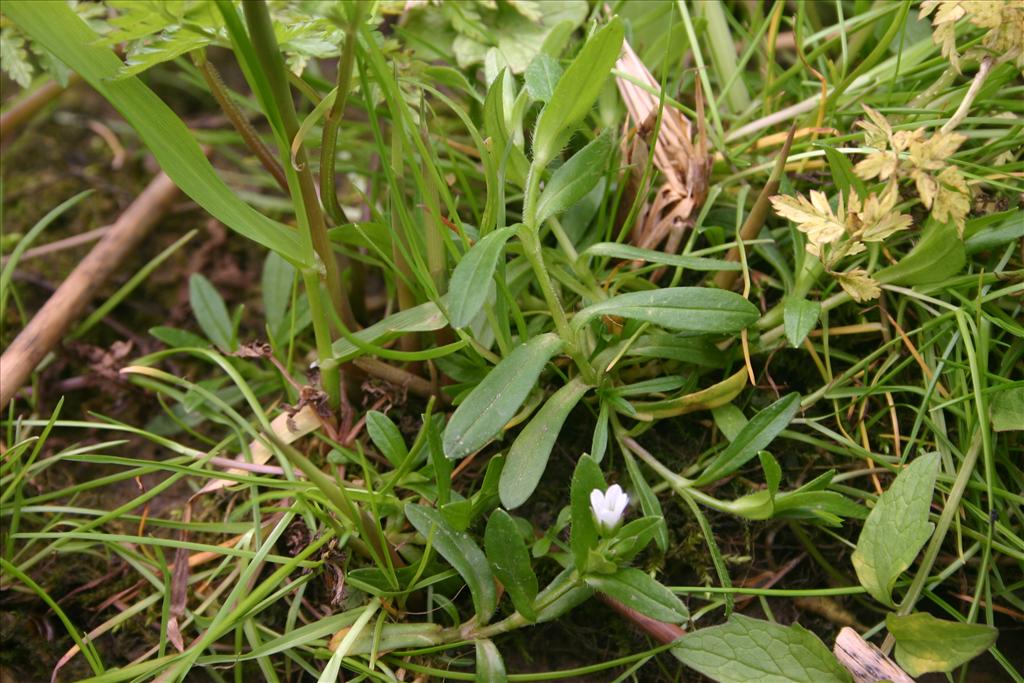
[524,53,562,102]
[852,453,940,606]
[569,454,606,570]
[330,302,449,363]
[583,242,742,271]
[475,639,508,683]
[366,411,408,467]
[532,17,623,168]
[189,274,235,352]
[535,131,613,225]
[585,567,688,624]
[783,297,820,348]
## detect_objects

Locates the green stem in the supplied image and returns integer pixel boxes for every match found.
[303,269,340,408]
[243,1,354,332]
[319,2,363,225]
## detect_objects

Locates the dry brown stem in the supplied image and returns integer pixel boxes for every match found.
[1,172,180,407]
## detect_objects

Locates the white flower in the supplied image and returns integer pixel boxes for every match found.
[590,484,629,534]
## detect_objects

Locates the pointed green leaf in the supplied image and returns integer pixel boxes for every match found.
[443,333,563,460]
[585,567,688,624]
[485,509,538,621]
[694,393,801,486]
[887,612,997,677]
[405,503,496,624]
[673,615,852,683]
[483,69,528,186]
[448,226,516,329]
[189,274,234,352]
[535,131,613,225]
[532,18,623,168]
[783,297,820,348]
[500,377,590,509]
[366,411,408,467]
[852,453,940,606]
[572,288,759,334]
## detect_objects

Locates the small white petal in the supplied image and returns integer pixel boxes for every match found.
[590,488,605,513]
[612,491,629,518]
[604,484,624,510]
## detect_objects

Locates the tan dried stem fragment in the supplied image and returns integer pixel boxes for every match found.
[615,39,711,274]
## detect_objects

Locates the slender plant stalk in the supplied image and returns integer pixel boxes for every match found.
[319,2,363,226]
[242,1,354,333]
[191,49,289,193]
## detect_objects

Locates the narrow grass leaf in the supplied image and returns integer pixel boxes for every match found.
[886,612,997,677]
[852,453,940,606]
[188,274,235,352]
[532,17,623,167]
[500,377,590,509]
[586,567,688,624]
[573,288,758,334]
[443,333,563,460]
[583,242,741,271]
[447,226,515,328]
[694,393,801,486]
[405,503,497,624]
[535,130,613,225]
[484,509,538,621]
[673,614,852,683]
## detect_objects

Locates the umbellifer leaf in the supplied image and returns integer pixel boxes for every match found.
[673,614,853,683]
[851,453,940,606]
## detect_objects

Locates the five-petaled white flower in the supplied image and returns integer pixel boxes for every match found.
[590,484,629,534]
